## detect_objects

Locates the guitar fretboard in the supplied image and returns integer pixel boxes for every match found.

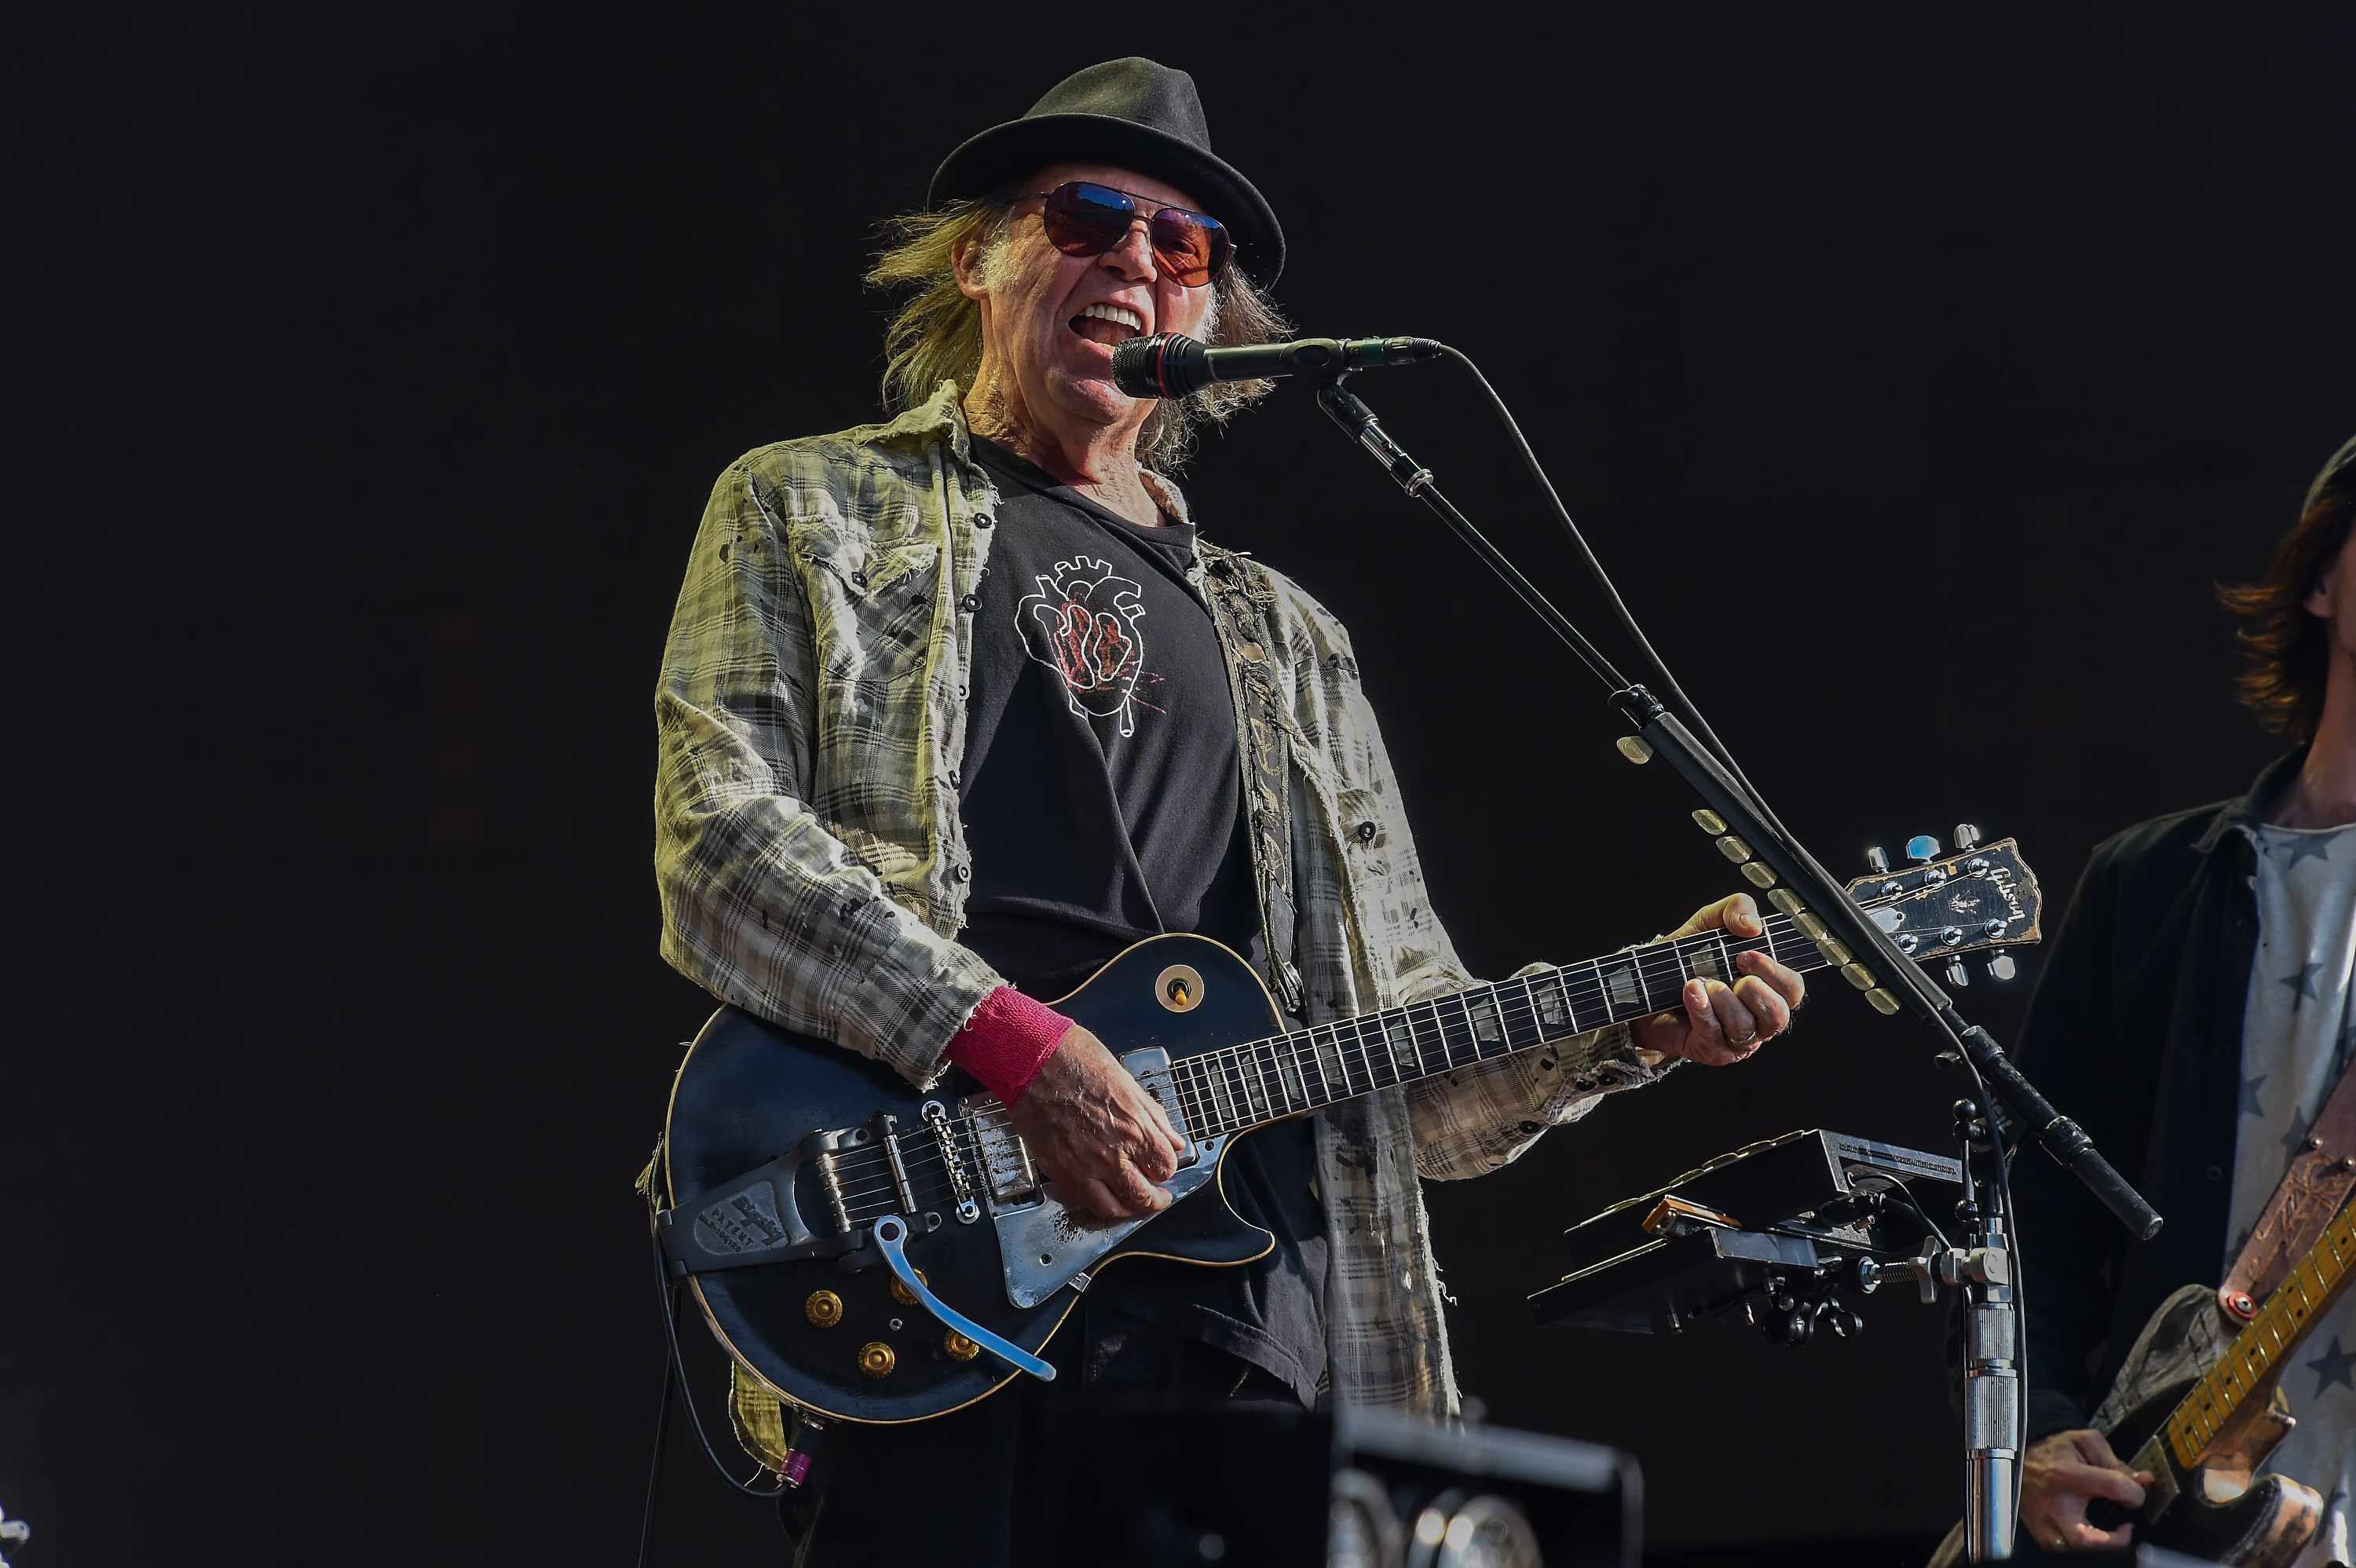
[1160,917,1825,1143]
[2167,1201,2356,1468]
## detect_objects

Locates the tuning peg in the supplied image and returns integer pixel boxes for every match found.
[1954,823,1982,851]
[1944,959,1970,988]
[1905,834,1941,864]
[1985,954,2018,982]
[1864,845,1890,873]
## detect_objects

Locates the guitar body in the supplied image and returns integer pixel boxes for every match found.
[2092,1376,2323,1568]
[657,842,2043,1431]
[1931,1279,2331,1568]
[662,933,1285,1424]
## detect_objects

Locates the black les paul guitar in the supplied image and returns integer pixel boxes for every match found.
[657,840,2042,1424]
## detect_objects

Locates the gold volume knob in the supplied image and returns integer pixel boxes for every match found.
[858,1341,896,1379]
[889,1268,927,1307]
[804,1290,843,1328]
[943,1330,981,1361]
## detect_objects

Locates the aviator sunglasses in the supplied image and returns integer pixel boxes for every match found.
[1020,181,1232,288]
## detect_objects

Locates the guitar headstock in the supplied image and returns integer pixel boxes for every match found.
[1844,828,2042,984]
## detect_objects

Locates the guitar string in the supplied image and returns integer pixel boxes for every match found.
[932,914,1824,1150]
[1114,917,1824,1141]
[830,924,1795,1203]
[818,905,2007,1219]
[969,915,1814,1138]
[1075,874,1999,1145]
[784,886,2018,1232]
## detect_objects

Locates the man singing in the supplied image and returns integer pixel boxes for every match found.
[653,58,1803,1565]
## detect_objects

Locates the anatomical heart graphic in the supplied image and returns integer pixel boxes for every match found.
[1019,555,1149,736]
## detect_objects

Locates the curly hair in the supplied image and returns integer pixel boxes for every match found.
[865,195,1290,470]
[2219,477,2356,741]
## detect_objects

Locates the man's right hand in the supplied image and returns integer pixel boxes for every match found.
[2019,1428,2151,1552]
[1004,1025,1187,1222]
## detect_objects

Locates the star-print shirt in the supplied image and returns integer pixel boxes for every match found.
[2228,817,2356,1568]
[955,435,1331,1408]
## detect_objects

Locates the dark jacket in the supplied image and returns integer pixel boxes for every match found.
[2015,749,2307,1441]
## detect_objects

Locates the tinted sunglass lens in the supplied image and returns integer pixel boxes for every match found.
[1041,182,1135,256]
[1149,211,1227,287]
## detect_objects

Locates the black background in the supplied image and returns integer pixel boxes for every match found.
[8,5,2353,1563]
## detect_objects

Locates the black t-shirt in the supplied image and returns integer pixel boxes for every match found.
[958,436,1328,1408]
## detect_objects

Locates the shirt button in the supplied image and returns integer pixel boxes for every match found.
[947,769,960,787]
[2207,1165,2225,1184]
[1355,821,1377,842]
[960,594,979,612]
[974,513,994,528]
[1518,1120,1540,1135]
[952,864,971,883]
[850,572,868,589]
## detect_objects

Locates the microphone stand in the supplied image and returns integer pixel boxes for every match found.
[1312,375,2164,1561]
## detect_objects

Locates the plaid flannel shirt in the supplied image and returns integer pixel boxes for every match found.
[654,384,1673,1426]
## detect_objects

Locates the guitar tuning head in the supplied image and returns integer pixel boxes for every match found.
[1944,959,1970,988]
[1864,845,1890,874]
[1904,834,1941,864]
[1985,954,2018,982]
[1954,823,1983,851]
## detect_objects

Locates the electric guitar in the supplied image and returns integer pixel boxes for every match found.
[2069,1197,2356,1566]
[657,839,2042,1424]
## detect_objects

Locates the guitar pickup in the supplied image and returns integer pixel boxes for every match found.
[965,1098,1041,1205]
[1121,1046,1199,1166]
[960,1048,1200,1214]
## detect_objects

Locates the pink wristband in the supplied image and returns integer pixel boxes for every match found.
[946,986,1074,1106]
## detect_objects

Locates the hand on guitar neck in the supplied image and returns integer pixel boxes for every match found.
[2021,1429,2156,1552]
[1627,894,1804,1065]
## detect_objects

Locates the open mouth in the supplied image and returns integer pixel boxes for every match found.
[1068,301,1145,348]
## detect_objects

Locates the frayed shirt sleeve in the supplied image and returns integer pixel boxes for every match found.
[1408,999,1675,1180]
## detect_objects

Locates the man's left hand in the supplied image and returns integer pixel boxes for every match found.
[1630,894,1805,1065]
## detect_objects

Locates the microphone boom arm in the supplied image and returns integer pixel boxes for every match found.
[1312,364,2161,1563]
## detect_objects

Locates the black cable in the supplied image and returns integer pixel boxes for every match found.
[1436,346,1788,832]
[1876,1176,1954,1252]
[649,1230,787,1500]
[636,1350,676,1568]
[1436,344,2034,1476]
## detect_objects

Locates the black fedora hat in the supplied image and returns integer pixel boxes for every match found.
[928,57,1285,287]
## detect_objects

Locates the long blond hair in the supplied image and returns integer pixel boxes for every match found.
[866,199,1290,469]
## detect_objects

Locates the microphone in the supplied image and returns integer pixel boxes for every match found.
[1111,333,1443,399]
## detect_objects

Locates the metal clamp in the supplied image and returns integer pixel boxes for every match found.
[870,1215,1055,1381]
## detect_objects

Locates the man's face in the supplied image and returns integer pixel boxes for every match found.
[958,161,1219,432]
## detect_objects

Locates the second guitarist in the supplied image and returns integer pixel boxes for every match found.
[2016,429,2356,1557]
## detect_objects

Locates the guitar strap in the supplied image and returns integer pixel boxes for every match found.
[1200,546,1306,1016]
[2219,1050,2356,1319]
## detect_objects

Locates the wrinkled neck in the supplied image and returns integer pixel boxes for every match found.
[961,372,1162,528]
